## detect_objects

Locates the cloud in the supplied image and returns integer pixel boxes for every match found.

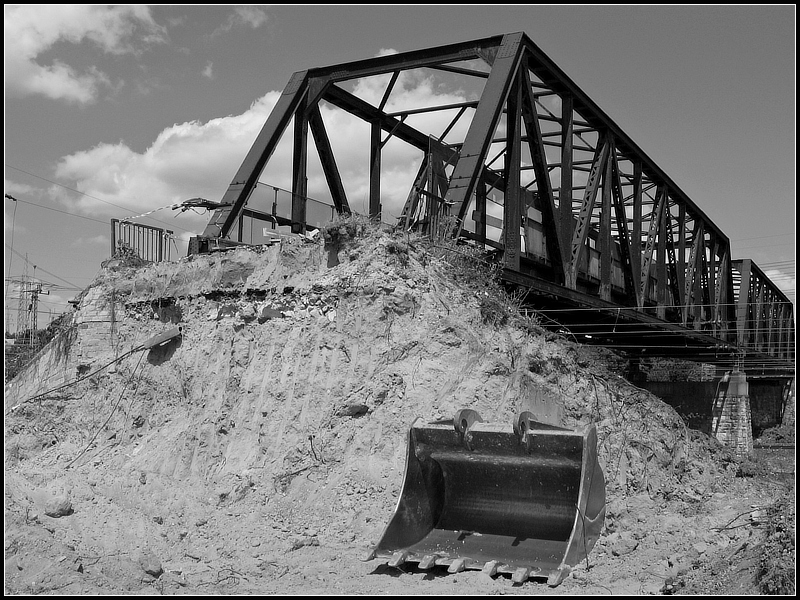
[70,234,109,248]
[212,6,269,36]
[50,92,283,230]
[49,63,477,230]
[202,61,214,80]
[4,5,166,104]
[4,179,40,198]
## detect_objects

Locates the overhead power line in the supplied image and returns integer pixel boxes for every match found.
[4,244,82,290]
[5,164,193,233]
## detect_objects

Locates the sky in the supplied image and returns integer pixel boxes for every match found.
[4,4,796,331]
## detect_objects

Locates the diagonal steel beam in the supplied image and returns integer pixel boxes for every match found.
[447,32,526,230]
[566,138,610,290]
[520,66,564,281]
[640,185,666,305]
[202,71,310,238]
[308,105,350,214]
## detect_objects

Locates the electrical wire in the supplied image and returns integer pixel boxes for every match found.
[4,244,83,291]
[9,197,110,226]
[9,343,145,410]
[5,194,19,304]
[5,164,193,233]
[65,351,146,470]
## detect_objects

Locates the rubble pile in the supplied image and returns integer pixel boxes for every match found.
[4,221,791,595]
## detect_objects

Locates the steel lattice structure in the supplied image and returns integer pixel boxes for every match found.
[190,32,794,374]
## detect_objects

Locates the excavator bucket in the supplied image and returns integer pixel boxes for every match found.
[364,409,606,586]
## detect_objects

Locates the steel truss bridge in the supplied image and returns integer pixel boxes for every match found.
[190,32,794,376]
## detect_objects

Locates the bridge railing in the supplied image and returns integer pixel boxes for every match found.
[111,219,174,263]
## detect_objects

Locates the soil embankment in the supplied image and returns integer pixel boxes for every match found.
[4,222,794,595]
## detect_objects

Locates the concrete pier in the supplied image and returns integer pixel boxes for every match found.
[711,371,753,458]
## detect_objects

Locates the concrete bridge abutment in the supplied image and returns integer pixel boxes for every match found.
[633,359,792,457]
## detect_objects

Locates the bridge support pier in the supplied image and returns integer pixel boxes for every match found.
[711,371,753,458]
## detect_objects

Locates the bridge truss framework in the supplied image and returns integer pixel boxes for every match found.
[190,32,794,376]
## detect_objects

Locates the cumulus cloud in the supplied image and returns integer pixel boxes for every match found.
[4,5,166,104]
[50,92,282,228]
[212,6,269,36]
[49,59,480,230]
[202,61,214,80]
[4,179,40,198]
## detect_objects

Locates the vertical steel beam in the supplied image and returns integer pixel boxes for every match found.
[710,238,719,326]
[369,121,382,219]
[476,176,487,246]
[664,210,682,315]
[610,148,637,306]
[782,305,793,360]
[780,304,794,360]
[425,148,435,228]
[715,250,732,342]
[677,205,686,313]
[560,95,574,269]
[202,70,309,239]
[308,104,351,214]
[599,142,613,301]
[692,226,705,329]
[503,71,523,271]
[766,291,776,356]
[449,32,525,229]
[736,259,752,348]
[656,188,667,319]
[631,161,643,306]
[683,221,700,325]
[720,255,734,342]
[291,104,309,233]
[754,281,765,351]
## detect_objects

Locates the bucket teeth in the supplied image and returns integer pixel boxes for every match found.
[546,566,570,587]
[481,560,500,576]
[361,549,376,562]
[418,555,439,570]
[369,410,605,588]
[447,558,467,573]
[512,567,531,583]
[388,551,408,568]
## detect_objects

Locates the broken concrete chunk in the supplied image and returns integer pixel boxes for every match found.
[258,307,284,323]
[44,495,73,518]
[335,402,369,417]
[610,538,639,556]
[289,535,319,550]
[137,549,163,578]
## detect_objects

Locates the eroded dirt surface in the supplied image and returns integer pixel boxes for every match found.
[4,226,795,595]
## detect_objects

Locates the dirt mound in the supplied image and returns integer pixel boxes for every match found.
[4,221,792,595]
